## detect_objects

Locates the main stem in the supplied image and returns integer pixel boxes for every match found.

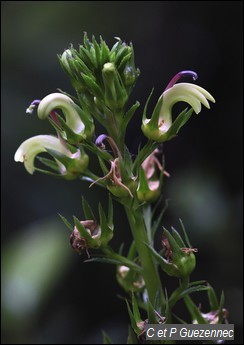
[124,205,165,309]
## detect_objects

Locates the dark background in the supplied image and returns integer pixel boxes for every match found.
[1,1,243,344]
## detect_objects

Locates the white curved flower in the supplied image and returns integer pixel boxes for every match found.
[37,93,85,134]
[142,71,215,142]
[14,135,85,175]
[157,83,215,133]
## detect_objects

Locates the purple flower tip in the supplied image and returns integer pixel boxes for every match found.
[26,99,41,114]
[30,99,41,106]
[95,134,108,148]
[165,70,198,91]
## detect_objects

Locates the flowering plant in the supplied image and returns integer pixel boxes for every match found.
[15,34,228,344]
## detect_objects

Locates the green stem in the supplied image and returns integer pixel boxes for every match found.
[169,276,189,308]
[124,205,166,309]
[106,113,125,156]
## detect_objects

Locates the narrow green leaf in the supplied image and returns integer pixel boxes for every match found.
[125,299,140,334]
[172,313,188,324]
[84,257,123,265]
[179,218,192,248]
[178,285,210,300]
[58,214,73,232]
[98,156,110,175]
[45,148,72,167]
[142,88,154,122]
[164,288,171,322]
[84,142,112,161]
[79,45,95,69]
[34,167,62,178]
[83,32,91,50]
[164,108,194,139]
[73,216,96,246]
[184,295,207,324]
[163,228,181,255]
[98,203,108,228]
[36,156,60,172]
[85,256,142,272]
[48,117,66,139]
[100,40,110,65]
[147,298,158,324]
[118,52,132,71]
[124,101,140,128]
[114,45,130,66]
[218,291,225,324]
[102,331,113,344]
[127,326,139,344]
[145,243,179,277]
[118,243,124,256]
[171,227,185,247]
[207,284,219,311]
[98,203,112,238]
[123,145,134,174]
[82,74,104,99]
[132,293,141,323]
[55,115,82,143]
[151,199,169,238]
[107,194,113,228]
[189,280,207,287]
[82,196,96,220]
[127,241,137,261]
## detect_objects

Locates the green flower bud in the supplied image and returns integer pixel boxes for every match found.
[102,62,128,111]
[161,229,197,277]
[123,66,138,86]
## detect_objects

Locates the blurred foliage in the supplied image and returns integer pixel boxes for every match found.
[1,1,243,344]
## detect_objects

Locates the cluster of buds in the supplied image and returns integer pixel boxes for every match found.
[59,33,140,140]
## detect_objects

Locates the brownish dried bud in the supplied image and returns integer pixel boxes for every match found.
[70,220,101,256]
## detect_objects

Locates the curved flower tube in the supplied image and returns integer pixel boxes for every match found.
[14,135,89,178]
[37,93,94,142]
[142,71,215,142]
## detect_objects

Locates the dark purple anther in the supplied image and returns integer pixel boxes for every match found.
[165,70,198,91]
